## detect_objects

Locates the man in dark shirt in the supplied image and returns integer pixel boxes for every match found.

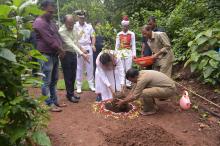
[141,16,164,57]
[33,0,65,112]
[93,21,104,76]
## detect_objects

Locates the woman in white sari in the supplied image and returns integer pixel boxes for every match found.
[95,51,125,101]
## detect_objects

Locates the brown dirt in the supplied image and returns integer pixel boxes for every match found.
[104,124,184,146]
[105,92,132,113]
[29,88,220,146]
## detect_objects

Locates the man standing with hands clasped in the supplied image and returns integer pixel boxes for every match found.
[74,10,96,94]
[59,14,89,103]
[33,0,65,112]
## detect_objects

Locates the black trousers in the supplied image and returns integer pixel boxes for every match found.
[60,51,77,98]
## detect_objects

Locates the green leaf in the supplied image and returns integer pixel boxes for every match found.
[29,50,47,61]
[0,135,11,146]
[204,29,212,37]
[0,91,5,97]
[190,52,200,62]
[208,38,218,46]
[38,96,48,102]
[195,32,203,40]
[23,5,43,16]
[203,50,220,61]
[0,5,12,18]
[0,48,16,62]
[13,0,25,7]
[209,59,219,68]
[187,41,193,47]
[198,58,209,70]
[32,131,51,146]
[203,66,214,78]
[190,63,197,72]
[0,18,16,26]
[7,126,27,143]
[19,29,31,39]
[196,36,208,45]
[184,59,191,68]
[9,96,23,105]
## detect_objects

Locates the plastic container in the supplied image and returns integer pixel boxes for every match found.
[133,56,154,67]
[179,91,191,110]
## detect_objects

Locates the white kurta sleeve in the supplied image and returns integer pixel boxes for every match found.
[116,58,125,85]
[131,32,136,57]
[96,54,111,87]
[115,33,120,51]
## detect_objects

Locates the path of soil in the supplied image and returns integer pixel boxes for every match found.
[29,88,220,146]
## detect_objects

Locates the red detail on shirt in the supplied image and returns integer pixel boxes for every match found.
[119,33,131,49]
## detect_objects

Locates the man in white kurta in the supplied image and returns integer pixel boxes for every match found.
[115,16,136,88]
[74,11,96,93]
[95,51,125,101]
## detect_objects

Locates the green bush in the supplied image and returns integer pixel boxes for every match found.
[185,23,220,85]
[0,0,51,145]
[95,22,117,49]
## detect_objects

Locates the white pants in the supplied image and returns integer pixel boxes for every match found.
[120,50,132,87]
[95,69,122,101]
[76,45,94,89]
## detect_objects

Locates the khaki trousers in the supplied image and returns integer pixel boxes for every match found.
[154,51,174,77]
[141,86,176,112]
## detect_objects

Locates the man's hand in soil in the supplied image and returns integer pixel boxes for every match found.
[116,99,126,107]
[82,53,90,63]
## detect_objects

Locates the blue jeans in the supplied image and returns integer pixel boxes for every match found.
[40,54,59,105]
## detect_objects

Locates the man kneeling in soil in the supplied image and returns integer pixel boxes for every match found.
[116,68,176,116]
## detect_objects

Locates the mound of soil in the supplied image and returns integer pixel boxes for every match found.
[105,101,132,113]
[105,91,132,113]
[105,125,184,146]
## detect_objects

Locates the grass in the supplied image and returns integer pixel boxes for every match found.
[57,79,90,91]
[25,79,90,91]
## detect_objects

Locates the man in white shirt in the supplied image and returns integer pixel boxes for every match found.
[115,16,136,88]
[59,14,89,102]
[74,10,96,93]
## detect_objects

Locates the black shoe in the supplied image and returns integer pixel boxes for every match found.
[96,95,102,102]
[74,95,80,100]
[67,96,79,103]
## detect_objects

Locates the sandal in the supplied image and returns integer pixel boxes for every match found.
[55,103,67,107]
[50,106,62,112]
[139,110,157,116]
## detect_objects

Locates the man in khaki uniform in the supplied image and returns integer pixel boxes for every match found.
[142,25,174,77]
[116,68,176,116]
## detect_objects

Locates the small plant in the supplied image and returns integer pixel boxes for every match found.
[95,22,117,49]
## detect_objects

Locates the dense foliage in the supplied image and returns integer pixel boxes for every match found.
[101,0,220,85]
[0,0,51,145]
